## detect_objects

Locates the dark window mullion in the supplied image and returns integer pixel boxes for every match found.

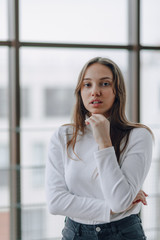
[8,0,21,239]
[128,0,140,122]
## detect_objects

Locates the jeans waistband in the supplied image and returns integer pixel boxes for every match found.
[65,214,141,233]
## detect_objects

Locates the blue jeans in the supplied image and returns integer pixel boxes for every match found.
[61,214,146,240]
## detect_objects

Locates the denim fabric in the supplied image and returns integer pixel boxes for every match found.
[61,214,147,240]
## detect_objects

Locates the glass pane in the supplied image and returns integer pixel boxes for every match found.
[141,197,160,240]
[0,47,9,240]
[143,161,160,196]
[0,47,8,129]
[0,0,8,40]
[140,51,160,125]
[0,209,10,240]
[0,132,10,208]
[20,48,128,129]
[21,131,50,167]
[45,213,64,240]
[20,0,128,44]
[141,51,160,239]
[141,0,160,45]
[21,167,45,205]
[21,206,64,240]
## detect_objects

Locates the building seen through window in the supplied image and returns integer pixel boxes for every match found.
[0,145,9,187]
[22,208,46,240]
[21,88,30,118]
[0,88,8,118]
[44,88,75,117]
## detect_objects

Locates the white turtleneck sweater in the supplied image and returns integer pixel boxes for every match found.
[45,124,152,224]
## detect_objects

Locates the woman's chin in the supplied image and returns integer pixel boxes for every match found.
[90,110,105,115]
[89,110,110,117]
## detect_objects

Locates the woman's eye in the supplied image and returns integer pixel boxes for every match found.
[102,82,110,86]
[84,83,91,87]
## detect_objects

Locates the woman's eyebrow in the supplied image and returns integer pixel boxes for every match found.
[83,77,112,81]
[83,78,91,81]
[100,77,113,81]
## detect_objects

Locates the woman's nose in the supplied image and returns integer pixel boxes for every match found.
[91,86,101,96]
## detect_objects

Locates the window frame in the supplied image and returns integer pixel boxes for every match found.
[0,0,160,239]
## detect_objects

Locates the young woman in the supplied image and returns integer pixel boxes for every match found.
[45,57,153,240]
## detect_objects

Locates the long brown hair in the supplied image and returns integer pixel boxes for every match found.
[66,57,153,162]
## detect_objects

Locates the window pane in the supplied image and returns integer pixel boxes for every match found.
[20,0,128,44]
[0,47,9,240]
[21,206,64,240]
[21,131,65,239]
[20,48,128,129]
[44,88,74,117]
[21,131,49,167]
[142,196,160,240]
[141,0,160,45]
[0,47,9,210]
[21,167,45,205]
[21,88,30,118]
[140,51,160,125]
[0,144,9,188]
[0,132,10,208]
[22,206,46,240]
[141,51,160,239]
[0,0,8,40]
[0,88,8,118]
[0,47,8,128]
[21,131,48,203]
[0,209,10,240]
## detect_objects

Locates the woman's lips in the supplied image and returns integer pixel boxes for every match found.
[90,101,103,107]
[90,99,103,104]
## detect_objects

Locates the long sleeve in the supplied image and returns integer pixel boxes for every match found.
[45,127,110,222]
[94,128,153,213]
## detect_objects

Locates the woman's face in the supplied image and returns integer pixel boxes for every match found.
[80,63,116,116]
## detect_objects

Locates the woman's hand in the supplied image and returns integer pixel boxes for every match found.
[110,190,148,215]
[85,114,112,149]
[132,190,148,205]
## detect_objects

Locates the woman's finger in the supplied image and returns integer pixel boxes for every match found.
[132,190,148,205]
[142,191,148,197]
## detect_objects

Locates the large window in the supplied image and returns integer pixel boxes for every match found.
[0,0,159,240]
